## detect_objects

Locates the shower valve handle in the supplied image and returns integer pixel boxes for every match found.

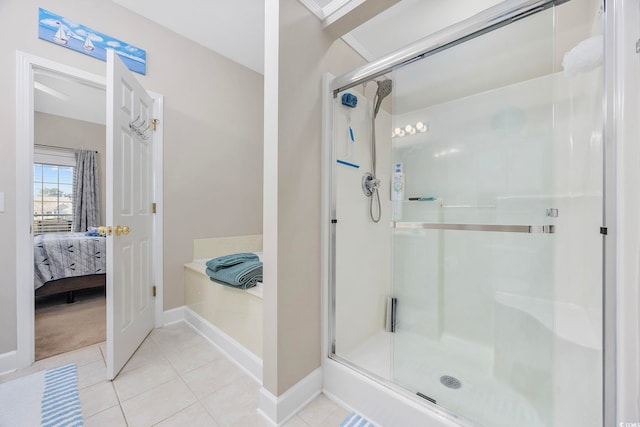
[362,172,380,197]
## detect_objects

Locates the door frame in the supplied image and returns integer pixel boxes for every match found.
[15,51,164,370]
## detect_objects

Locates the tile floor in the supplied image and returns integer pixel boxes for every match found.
[0,322,350,427]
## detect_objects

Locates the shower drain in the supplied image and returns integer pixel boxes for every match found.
[440,375,462,389]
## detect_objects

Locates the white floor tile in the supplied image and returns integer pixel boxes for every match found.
[77,360,107,390]
[150,322,207,353]
[296,394,342,427]
[153,402,220,427]
[99,342,106,361]
[121,337,166,374]
[201,376,260,427]
[182,357,244,399]
[283,415,312,427]
[114,357,178,402]
[164,338,222,375]
[84,405,127,427]
[121,377,197,427]
[318,406,350,427]
[79,381,119,418]
[6,324,355,427]
[39,344,103,369]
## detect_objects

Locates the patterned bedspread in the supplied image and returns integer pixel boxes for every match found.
[34,232,106,290]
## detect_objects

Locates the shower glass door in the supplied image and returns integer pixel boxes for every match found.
[331,1,603,426]
[389,3,603,427]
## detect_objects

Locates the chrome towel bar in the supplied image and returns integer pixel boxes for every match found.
[391,222,555,234]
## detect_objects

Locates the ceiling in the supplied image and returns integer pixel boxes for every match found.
[111,0,265,74]
[35,0,598,124]
[34,71,106,125]
[342,0,503,61]
[107,0,507,75]
[32,0,497,124]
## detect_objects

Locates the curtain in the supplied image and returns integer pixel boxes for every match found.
[72,150,100,232]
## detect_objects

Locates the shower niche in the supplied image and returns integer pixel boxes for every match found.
[329,1,604,426]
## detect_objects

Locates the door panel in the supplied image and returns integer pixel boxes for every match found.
[106,49,155,380]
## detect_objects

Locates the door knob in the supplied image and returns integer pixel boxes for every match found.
[97,226,112,236]
[115,225,130,236]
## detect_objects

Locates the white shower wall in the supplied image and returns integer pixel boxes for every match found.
[334,89,393,358]
[391,67,602,425]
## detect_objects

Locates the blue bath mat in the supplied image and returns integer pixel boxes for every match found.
[0,363,83,426]
[339,412,376,427]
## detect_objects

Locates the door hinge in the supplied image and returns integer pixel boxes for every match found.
[600,227,608,235]
[151,118,160,131]
[152,202,157,214]
[152,285,157,297]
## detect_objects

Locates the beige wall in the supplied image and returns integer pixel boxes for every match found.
[34,112,107,224]
[0,0,263,354]
[263,0,366,395]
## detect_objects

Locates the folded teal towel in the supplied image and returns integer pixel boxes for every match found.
[206,260,263,289]
[206,252,259,272]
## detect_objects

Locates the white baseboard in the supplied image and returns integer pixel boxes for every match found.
[0,351,18,376]
[162,306,185,325]
[258,368,322,426]
[182,307,262,383]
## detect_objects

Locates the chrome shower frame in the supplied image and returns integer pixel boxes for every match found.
[325,0,616,425]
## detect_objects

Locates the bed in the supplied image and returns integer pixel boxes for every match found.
[34,232,106,303]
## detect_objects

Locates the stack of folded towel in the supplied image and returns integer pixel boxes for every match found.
[205,252,263,289]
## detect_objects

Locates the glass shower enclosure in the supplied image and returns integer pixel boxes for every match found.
[328,1,604,426]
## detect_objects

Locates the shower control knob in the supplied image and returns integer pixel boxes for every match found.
[361,172,380,197]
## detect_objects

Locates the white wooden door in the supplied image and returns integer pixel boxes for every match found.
[106,49,155,380]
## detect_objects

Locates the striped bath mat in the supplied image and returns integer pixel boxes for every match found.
[0,363,83,426]
[339,412,376,427]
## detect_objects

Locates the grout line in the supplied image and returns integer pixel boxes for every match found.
[110,379,130,427]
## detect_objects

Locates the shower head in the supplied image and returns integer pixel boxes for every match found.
[374,79,392,117]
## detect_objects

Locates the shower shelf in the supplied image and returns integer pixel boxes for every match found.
[391,222,555,234]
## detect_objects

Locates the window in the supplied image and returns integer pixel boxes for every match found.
[33,148,75,234]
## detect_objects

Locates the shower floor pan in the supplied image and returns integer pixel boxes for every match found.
[345,331,547,427]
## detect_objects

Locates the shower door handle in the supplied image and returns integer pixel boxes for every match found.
[391,222,555,234]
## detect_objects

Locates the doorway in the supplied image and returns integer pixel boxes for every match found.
[15,51,165,374]
[32,70,108,360]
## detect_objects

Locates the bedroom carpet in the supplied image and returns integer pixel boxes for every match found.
[35,287,106,360]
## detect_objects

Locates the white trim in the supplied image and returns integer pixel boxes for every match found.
[16,51,36,370]
[263,0,279,396]
[322,0,359,19]
[298,0,324,19]
[183,307,262,383]
[0,351,18,376]
[613,0,640,422]
[322,0,366,26]
[258,368,323,426]
[340,34,376,62]
[162,306,185,325]
[15,51,164,370]
[321,73,334,363]
[298,0,367,22]
[150,93,165,329]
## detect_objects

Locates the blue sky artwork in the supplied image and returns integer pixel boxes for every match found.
[38,8,146,75]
